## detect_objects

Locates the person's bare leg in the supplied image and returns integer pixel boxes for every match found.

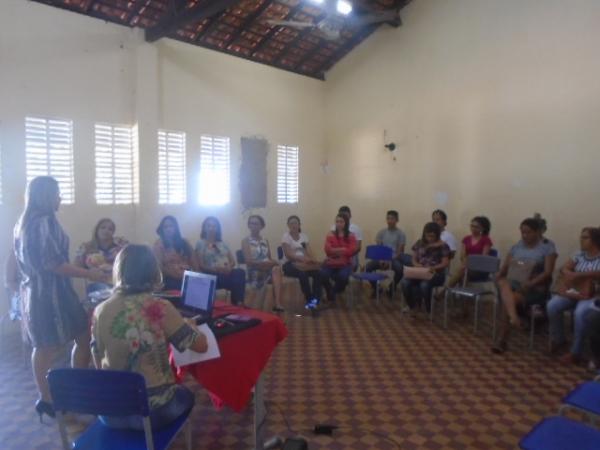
[498,278,520,324]
[72,331,91,369]
[32,346,59,402]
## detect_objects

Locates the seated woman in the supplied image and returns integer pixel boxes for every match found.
[320,213,357,304]
[281,215,323,309]
[547,227,600,365]
[401,222,450,314]
[492,218,557,354]
[153,216,194,290]
[242,215,285,312]
[75,218,128,294]
[195,216,246,306]
[91,244,207,430]
[446,216,494,288]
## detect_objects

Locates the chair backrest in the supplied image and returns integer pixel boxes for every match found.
[236,249,245,265]
[277,246,284,261]
[466,254,500,274]
[48,368,150,417]
[365,245,393,261]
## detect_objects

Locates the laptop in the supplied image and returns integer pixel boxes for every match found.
[178,270,262,338]
[178,270,217,324]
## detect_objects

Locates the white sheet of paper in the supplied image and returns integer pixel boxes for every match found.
[171,323,220,367]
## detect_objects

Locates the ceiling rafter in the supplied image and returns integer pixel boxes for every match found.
[250,1,307,57]
[221,0,272,48]
[126,0,151,24]
[145,0,242,42]
[275,12,326,65]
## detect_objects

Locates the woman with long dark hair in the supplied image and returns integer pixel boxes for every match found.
[75,218,128,293]
[320,213,357,304]
[195,216,246,305]
[14,176,105,421]
[153,216,195,290]
[401,222,450,314]
[491,217,557,353]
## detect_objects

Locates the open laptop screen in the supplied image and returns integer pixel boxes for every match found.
[181,271,217,317]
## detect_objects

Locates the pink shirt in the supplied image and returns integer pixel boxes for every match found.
[462,235,493,256]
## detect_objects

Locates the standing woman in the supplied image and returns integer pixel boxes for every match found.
[195,216,246,305]
[321,213,357,304]
[153,216,194,290]
[242,215,285,312]
[281,215,323,309]
[14,176,105,420]
[75,218,128,293]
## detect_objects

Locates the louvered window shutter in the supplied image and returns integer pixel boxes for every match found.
[158,130,186,204]
[199,135,230,206]
[25,117,75,204]
[277,144,299,204]
[95,124,139,205]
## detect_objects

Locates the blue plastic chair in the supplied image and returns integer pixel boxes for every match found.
[519,416,600,449]
[559,380,600,424]
[350,245,394,306]
[47,368,193,450]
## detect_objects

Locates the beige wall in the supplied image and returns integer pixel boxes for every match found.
[0,0,325,313]
[323,0,600,262]
[3,0,600,317]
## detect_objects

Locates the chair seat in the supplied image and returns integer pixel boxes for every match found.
[73,409,190,450]
[562,382,600,415]
[519,416,600,450]
[351,273,388,282]
[448,286,492,298]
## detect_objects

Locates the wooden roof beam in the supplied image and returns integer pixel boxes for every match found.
[145,0,242,42]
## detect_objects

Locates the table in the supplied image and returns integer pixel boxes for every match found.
[174,301,287,449]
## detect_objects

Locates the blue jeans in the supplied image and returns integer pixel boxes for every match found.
[320,265,352,301]
[100,384,195,431]
[401,272,445,312]
[547,295,595,355]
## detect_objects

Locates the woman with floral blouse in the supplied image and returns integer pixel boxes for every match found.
[92,244,207,430]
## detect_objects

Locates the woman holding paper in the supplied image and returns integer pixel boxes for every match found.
[92,244,207,430]
[401,222,450,314]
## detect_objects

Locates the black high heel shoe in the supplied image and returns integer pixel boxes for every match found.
[35,399,55,423]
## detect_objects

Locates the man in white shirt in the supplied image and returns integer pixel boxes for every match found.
[432,209,457,259]
[331,206,362,270]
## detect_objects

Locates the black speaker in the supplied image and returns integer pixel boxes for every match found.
[282,437,308,450]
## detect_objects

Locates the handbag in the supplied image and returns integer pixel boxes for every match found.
[403,266,434,281]
[506,259,536,284]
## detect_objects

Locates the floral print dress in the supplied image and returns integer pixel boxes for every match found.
[14,213,88,348]
[245,236,271,289]
[91,293,200,409]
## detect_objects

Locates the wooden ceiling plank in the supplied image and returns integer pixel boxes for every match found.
[145,0,242,42]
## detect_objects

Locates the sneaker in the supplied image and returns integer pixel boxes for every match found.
[272,305,285,313]
[304,298,319,310]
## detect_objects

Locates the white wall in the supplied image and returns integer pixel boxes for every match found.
[323,0,600,261]
[0,0,325,313]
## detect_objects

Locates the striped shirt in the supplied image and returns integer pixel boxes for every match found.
[572,251,600,273]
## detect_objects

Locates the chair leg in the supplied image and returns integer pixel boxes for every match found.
[430,294,435,323]
[492,300,497,341]
[443,290,449,329]
[474,295,480,334]
[529,310,535,351]
[185,418,192,450]
[376,281,380,305]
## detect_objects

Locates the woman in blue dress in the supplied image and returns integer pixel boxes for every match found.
[14,176,105,420]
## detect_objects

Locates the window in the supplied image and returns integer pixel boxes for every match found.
[94,123,139,205]
[158,130,186,204]
[277,144,299,204]
[25,116,75,204]
[198,135,230,206]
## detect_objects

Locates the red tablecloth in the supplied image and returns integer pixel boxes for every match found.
[174,301,287,412]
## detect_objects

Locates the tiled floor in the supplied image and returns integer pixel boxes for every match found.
[0,293,592,449]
